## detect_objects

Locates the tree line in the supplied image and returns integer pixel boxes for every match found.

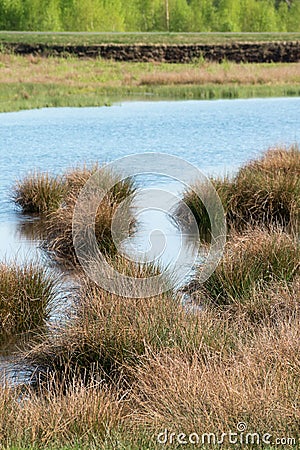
[0,0,299,32]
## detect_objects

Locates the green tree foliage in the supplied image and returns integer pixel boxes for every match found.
[217,0,242,32]
[0,0,299,32]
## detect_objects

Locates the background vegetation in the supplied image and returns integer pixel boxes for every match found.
[0,0,299,33]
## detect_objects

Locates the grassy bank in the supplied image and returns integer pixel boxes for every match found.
[0,54,300,112]
[1,31,300,46]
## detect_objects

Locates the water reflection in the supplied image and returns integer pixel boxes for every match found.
[0,222,42,263]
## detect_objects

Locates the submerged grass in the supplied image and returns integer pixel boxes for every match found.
[0,261,57,342]
[181,145,300,236]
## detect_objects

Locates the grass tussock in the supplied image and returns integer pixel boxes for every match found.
[190,228,300,310]
[129,317,300,438]
[0,381,125,448]
[12,171,67,214]
[23,260,234,387]
[44,169,136,265]
[181,145,300,235]
[44,191,119,265]
[0,261,57,341]
[13,163,135,215]
[13,164,136,264]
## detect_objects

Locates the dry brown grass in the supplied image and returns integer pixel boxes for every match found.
[182,145,300,236]
[138,62,300,86]
[129,317,300,437]
[190,228,300,312]
[0,381,125,448]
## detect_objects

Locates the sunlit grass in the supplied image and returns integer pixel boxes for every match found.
[181,145,300,236]
[13,171,67,214]
[192,228,300,309]
[1,31,300,45]
[13,164,136,264]
[0,54,299,112]
[0,261,57,342]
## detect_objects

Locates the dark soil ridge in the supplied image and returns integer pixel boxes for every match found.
[2,41,300,63]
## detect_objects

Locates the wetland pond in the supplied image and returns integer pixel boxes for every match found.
[0,97,300,381]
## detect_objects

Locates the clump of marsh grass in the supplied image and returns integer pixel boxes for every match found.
[13,164,136,264]
[0,380,125,448]
[178,176,232,238]
[12,165,100,215]
[0,261,57,341]
[231,145,300,230]
[190,228,300,309]
[23,258,234,387]
[13,163,136,217]
[44,192,119,265]
[129,317,300,438]
[12,171,67,214]
[43,170,136,265]
[181,145,300,236]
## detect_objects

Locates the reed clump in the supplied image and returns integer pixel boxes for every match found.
[129,317,300,438]
[44,169,136,265]
[189,228,300,310]
[23,259,234,387]
[13,164,136,264]
[0,261,57,341]
[0,380,125,448]
[12,171,67,214]
[181,145,300,236]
